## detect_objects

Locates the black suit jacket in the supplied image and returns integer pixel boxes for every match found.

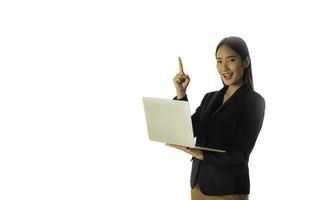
[173,83,265,195]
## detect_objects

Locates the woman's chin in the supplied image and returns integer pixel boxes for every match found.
[222,79,233,86]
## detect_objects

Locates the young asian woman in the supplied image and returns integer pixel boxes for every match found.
[167,36,265,200]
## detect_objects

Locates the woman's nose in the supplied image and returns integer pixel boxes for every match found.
[224,60,229,67]
[223,61,229,69]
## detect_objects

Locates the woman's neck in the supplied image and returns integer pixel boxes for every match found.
[225,82,244,97]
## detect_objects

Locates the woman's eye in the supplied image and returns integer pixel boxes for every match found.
[229,58,235,63]
[217,60,222,64]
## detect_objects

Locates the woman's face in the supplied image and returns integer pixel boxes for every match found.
[216,45,247,87]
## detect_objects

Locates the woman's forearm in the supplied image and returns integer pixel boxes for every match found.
[166,144,203,160]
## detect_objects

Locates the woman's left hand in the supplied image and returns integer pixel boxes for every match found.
[166,144,204,160]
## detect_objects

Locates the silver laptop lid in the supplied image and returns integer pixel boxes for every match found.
[142,97,195,147]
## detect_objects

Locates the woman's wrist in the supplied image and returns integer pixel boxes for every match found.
[190,149,204,160]
[176,91,186,99]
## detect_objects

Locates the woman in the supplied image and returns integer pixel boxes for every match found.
[168,36,265,200]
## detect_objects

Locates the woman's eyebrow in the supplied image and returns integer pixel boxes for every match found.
[216,55,237,59]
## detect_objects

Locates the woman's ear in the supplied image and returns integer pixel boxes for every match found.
[244,57,251,68]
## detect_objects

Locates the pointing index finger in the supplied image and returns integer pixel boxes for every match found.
[178,57,184,74]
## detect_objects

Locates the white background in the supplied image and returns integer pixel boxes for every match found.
[1,0,310,199]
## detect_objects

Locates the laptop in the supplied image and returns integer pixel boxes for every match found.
[142,97,226,153]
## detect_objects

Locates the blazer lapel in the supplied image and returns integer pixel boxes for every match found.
[199,86,227,126]
[210,84,252,120]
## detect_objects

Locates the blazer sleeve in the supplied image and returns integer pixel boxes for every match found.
[173,94,207,138]
[202,93,266,166]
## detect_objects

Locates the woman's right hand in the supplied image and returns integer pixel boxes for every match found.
[173,57,190,98]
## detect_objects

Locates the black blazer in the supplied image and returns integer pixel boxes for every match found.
[173,83,265,196]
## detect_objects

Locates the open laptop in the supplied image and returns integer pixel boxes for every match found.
[142,97,226,153]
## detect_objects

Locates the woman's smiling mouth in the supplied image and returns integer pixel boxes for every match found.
[223,72,233,80]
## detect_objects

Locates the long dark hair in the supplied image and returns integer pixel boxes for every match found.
[215,36,254,90]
